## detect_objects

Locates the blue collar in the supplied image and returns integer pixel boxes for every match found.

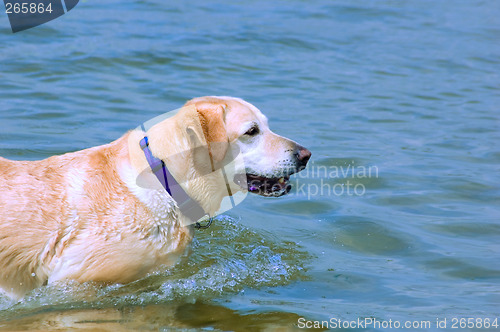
[139,136,209,227]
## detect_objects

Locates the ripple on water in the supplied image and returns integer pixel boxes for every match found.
[425,221,500,238]
[423,257,500,280]
[320,216,413,256]
[263,199,338,217]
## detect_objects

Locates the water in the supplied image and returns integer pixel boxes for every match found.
[1,0,499,330]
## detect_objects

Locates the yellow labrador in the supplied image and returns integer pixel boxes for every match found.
[0,96,311,299]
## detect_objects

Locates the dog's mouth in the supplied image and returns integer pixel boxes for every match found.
[234,173,292,197]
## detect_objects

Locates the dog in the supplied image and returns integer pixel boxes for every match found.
[0,96,311,299]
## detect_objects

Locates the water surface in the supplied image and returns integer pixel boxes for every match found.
[1,0,499,330]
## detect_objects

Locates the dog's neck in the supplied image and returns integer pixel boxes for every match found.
[126,129,226,220]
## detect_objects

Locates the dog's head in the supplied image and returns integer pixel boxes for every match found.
[131,96,311,220]
[183,96,311,197]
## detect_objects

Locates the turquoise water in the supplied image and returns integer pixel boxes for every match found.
[1,0,499,330]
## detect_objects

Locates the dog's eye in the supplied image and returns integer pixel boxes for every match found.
[245,126,259,136]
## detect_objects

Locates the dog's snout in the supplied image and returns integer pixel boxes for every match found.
[295,145,311,167]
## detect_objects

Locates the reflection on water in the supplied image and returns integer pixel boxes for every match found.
[0,302,310,331]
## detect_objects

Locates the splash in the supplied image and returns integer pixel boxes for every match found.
[0,215,309,321]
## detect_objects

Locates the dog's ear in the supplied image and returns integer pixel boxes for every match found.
[193,103,229,167]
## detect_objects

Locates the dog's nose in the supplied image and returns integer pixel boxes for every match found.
[295,145,311,167]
